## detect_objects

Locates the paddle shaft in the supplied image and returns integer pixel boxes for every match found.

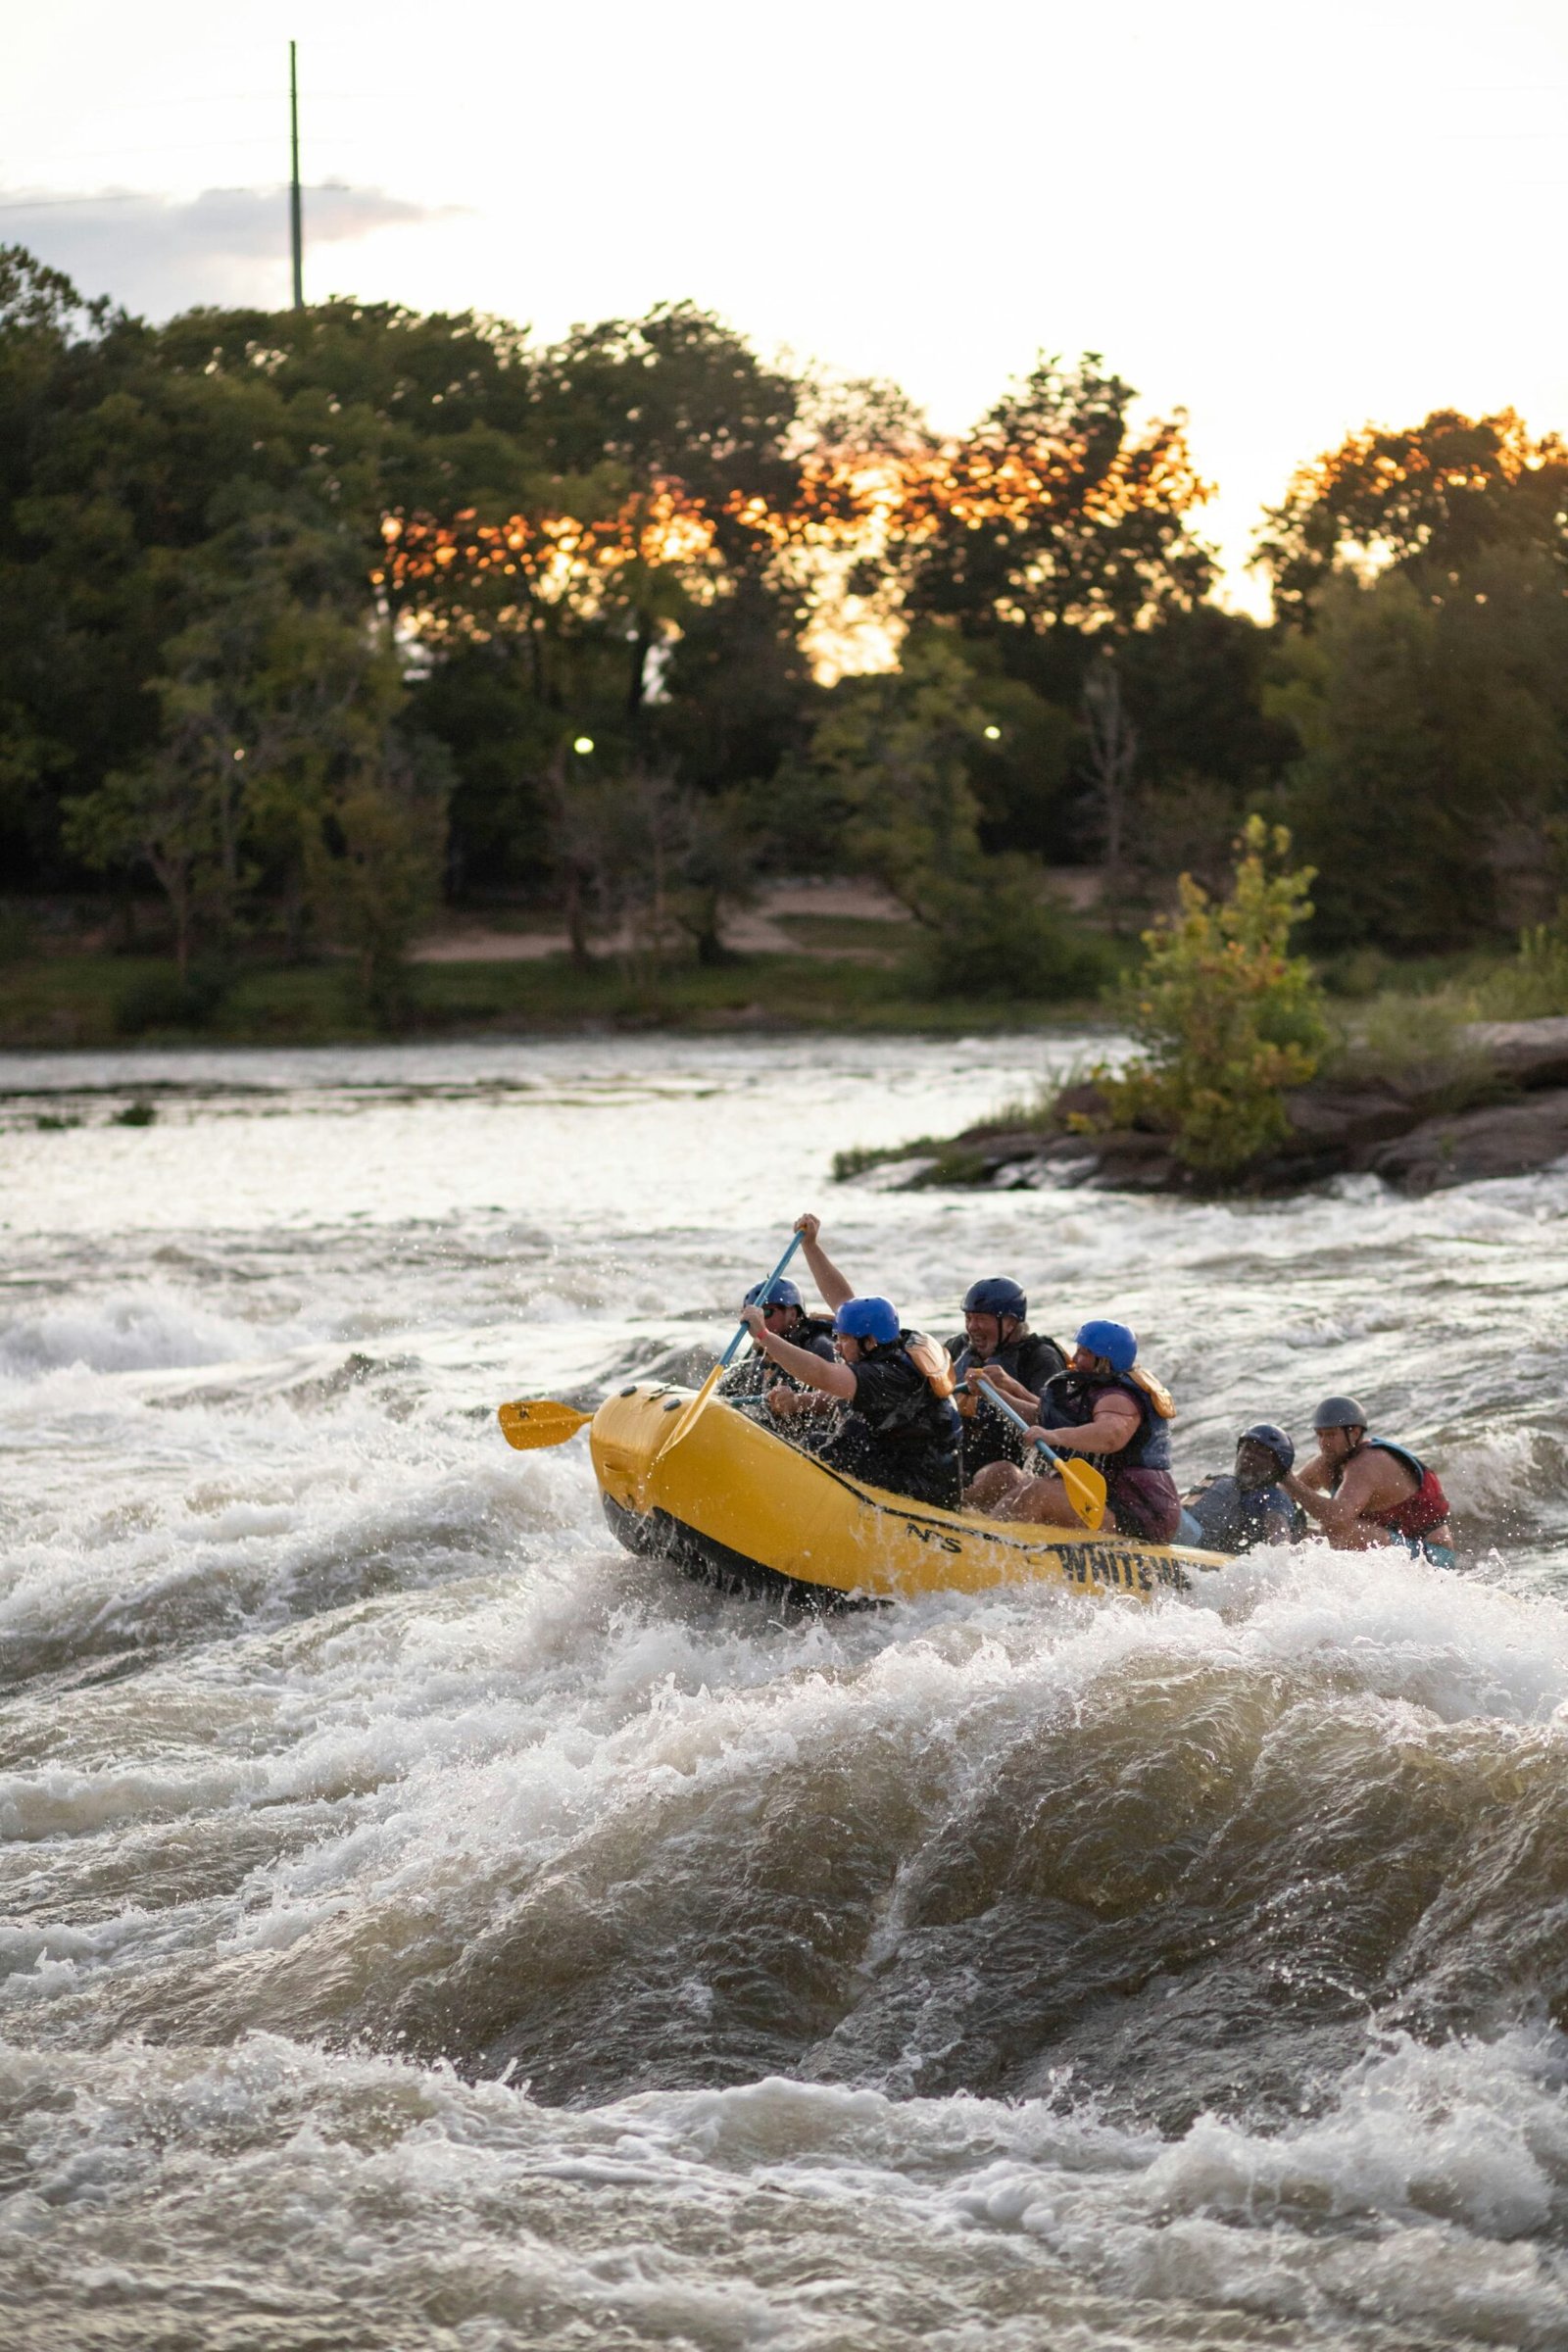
[652,1229,808,1464]
[977,1378,1070,1471]
[975,1378,1107,1532]
[718,1230,807,1367]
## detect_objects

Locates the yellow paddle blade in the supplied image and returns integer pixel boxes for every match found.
[1056,1454,1107,1532]
[650,1357,725,1466]
[497,1398,594,1450]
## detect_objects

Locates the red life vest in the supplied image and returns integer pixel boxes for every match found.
[1344,1438,1451,1540]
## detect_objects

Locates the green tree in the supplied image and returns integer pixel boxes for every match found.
[304,729,451,1016]
[1276,548,1568,948]
[64,500,447,988]
[64,723,227,978]
[1257,408,1568,622]
[1089,818,1329,1173]
[806,631,986,917]
[900,355,1213,654]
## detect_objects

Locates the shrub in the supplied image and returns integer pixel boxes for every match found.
[114,960,231,1036]
[1470,906,1568,1020]
[1083,817,1329,1173]
[903,864,1114,1002]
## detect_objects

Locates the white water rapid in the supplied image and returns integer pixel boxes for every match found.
[3,1033,1567,2351]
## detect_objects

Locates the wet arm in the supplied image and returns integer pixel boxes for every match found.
[971,1366,1140,1456]
[793,1213,854,1312]
[969,1364,1040,1412]
[1037,1398,1141,1456]
[755,1325,856,1400]
[1282,1463,1388,1547]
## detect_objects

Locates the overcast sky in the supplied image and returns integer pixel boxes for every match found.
[7,0,1566,608]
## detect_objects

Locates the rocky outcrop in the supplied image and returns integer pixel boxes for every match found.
[1360,1090,1568,1195]
[860,1017,1568,1198]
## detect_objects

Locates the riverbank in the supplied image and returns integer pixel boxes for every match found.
[0,947,1116,1049]
[836,1016,1568,1198]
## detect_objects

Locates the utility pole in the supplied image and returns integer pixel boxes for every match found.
[288,39,304,310]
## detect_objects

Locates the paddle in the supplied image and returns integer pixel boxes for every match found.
[497,1397,594,1450]
[650,1229,807,1467]
[975,1376,1107,1532]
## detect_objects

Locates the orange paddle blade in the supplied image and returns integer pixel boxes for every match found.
[497,1398,594,1450]
[1055,1454,1108,1532]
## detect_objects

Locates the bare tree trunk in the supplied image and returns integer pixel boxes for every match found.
[1082,654,1138,930]
[627,618,651,722]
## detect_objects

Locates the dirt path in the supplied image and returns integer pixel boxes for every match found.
[411,878,915,964]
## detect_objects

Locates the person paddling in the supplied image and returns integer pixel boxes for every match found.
[963,1319,1182,1542]
[946,1279,1066,1484]
[1283,1397,1455,1567]
[737,1213,962,1506]
[719,1278,835,1403]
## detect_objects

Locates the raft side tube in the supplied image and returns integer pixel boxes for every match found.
[589,1384,1224,1603]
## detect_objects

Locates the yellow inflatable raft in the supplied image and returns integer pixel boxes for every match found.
[590,1383,1223,1604]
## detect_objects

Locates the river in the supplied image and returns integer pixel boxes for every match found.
[2,1033,1567,2351]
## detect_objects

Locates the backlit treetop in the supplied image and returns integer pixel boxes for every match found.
[1257,407,1568,618]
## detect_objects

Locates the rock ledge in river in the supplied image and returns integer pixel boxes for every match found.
[856,1017,1568,1198]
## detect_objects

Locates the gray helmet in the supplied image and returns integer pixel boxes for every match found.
[1312,1395,1367,1432]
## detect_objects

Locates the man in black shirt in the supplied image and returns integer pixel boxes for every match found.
[718,1278,836,1404]
[946,1277,1066,1484]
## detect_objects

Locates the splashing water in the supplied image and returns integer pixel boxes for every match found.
[2,1034,1567,2349]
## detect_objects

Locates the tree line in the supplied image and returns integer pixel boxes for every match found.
[2,241,1565,1004]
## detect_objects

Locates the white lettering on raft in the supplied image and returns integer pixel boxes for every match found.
[903,1520,1191,1593]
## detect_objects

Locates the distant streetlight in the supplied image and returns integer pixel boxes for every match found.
[983,724,1001,741]
[573,735,594,755]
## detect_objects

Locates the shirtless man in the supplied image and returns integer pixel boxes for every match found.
[1282,1396,1455,1568]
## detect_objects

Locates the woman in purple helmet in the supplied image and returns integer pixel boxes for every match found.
[965,1319,1182,1543]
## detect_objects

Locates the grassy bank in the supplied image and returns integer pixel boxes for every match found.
[0,950,1116,1051]
[828,944,1568,1187]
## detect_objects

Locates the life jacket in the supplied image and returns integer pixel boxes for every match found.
[1040,1367,1174,1476]
[949,1328,1067,1418]
[790,1313,839,1363]
[821,1333,963,1507]
[719,1312,836,1397]
[899,1331,956,1402]
[1185,1473,1301,1553]
[1337,1437,1451,1540]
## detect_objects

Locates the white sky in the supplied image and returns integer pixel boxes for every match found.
[6,0,1566,612]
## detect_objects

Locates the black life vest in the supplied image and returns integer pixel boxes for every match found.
[949,1327,1068,1402]
[719,1313,836,1398]
[949,1328,1068,1472]
[819,1334,963,1506]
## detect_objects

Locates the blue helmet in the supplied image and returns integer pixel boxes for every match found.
[745,1277,802,1309]
[1075,1318,1138,1374]
[962,1277,1027,1323]
[834,1296,901,1346]
[1241,1421,1295,1474]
